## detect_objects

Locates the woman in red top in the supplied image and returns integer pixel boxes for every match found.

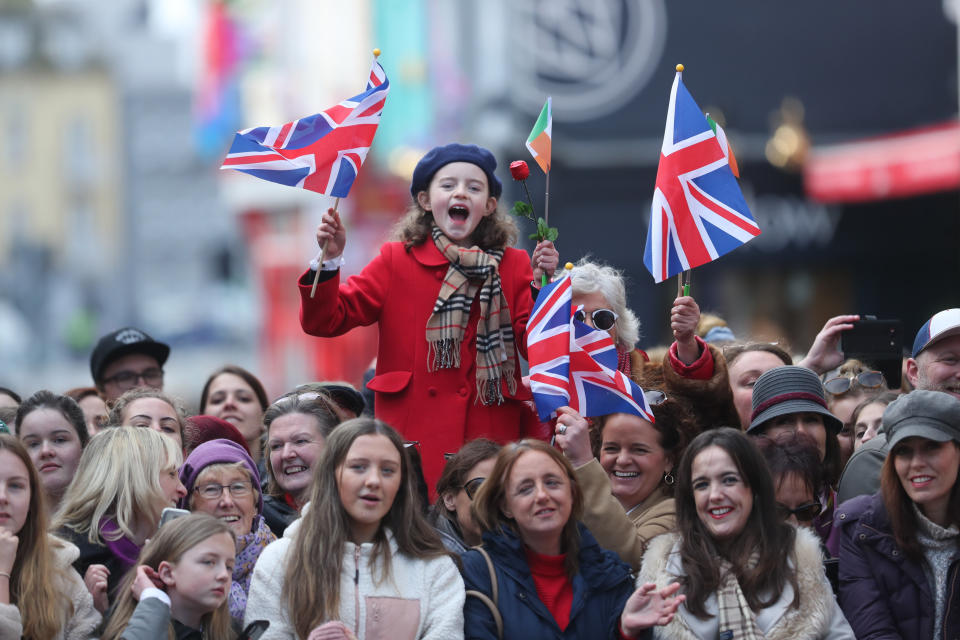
[462,439,684,639]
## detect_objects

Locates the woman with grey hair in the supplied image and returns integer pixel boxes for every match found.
[569,260,641,360]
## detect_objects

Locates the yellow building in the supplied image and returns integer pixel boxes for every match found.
[0,69,121,271]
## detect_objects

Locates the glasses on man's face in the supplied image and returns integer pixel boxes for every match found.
[463,477,485,500]
[103,367,164,391]
[194,481,253,500]
[775,501,822,522]
[573,307,619,332]
[823,370,885,395]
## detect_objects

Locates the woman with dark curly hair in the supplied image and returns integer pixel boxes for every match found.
[553,399,694,571]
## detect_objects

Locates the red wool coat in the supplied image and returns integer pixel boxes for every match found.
[299,240,538,489]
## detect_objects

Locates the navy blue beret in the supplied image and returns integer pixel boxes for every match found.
[410,143,502,200]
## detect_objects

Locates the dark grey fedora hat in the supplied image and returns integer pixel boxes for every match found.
[884,390,960,449]
[748,365,843,434]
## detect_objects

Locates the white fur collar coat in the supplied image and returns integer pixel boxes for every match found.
[637,527,854,640]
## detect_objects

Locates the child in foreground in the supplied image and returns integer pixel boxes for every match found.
[245,418,464,639]
[99,514,238,640]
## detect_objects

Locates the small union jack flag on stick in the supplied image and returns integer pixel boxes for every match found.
[527,270,654,422]
[222,50,389,297]
[643,64,760,285]
[221,53,388,198]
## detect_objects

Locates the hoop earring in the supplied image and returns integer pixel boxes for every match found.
[663,471,675,486]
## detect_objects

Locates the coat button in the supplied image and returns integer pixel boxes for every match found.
[838,513,846,520]
[428,387,437,397]
[892,550,899,556]
[458,387,468,397]
[859,534,866,540]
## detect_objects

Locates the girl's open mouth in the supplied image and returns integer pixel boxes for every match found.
[448,205,469,221]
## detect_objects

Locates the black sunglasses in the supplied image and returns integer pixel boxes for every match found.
[823,370,885,395]
[776,501,822,522]
[463,477,485,500]
[573,307,618,332]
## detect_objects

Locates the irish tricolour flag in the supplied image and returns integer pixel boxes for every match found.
[526,97,552,173]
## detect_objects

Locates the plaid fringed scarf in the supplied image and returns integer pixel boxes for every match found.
[427,226,516,405]
[717,559,765,640]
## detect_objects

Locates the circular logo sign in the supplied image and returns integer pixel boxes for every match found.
[510,0,667,121]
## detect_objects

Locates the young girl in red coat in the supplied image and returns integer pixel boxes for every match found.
[299,143,558,489]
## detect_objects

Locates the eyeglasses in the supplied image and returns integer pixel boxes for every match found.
[644,390,667,407]
[463,477,485,500]
[823,371,885,395]
[403,440,420,450]
[573,307,619,332]
[194,481,254,500]
[775,501,822,522]
[102,367,164,390]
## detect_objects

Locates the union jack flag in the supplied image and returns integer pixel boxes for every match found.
[527,276,654,422]
[643,69,760,283]
[220,59,389,197]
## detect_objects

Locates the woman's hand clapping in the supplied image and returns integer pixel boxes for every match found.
[620,581,685,637]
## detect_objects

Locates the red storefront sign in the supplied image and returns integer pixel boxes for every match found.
[804,121,960,203]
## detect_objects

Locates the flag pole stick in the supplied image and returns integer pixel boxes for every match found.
[309,196,340,299]
[683,270,691,297]
[677,272,683,298]
[541,170,551,287]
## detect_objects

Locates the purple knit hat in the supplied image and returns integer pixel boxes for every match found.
[179,438,263,518]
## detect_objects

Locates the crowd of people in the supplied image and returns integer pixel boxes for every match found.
[0,143,957,639]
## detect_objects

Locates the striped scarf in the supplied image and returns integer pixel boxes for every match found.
[717,558,765,640]
[427,226,516,405]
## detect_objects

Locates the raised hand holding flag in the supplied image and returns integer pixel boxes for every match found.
[643,64,759,285]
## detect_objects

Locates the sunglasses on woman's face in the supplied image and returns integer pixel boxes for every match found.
[776,501,822,522]
[823,370,885,395]
[463,477,485,500]
[573,307,619,332]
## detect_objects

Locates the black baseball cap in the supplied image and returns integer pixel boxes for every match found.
[90,327,170,384]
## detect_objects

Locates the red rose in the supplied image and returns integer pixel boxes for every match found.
[509,160,530,181]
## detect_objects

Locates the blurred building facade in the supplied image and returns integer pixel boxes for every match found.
[1,0,957,401]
